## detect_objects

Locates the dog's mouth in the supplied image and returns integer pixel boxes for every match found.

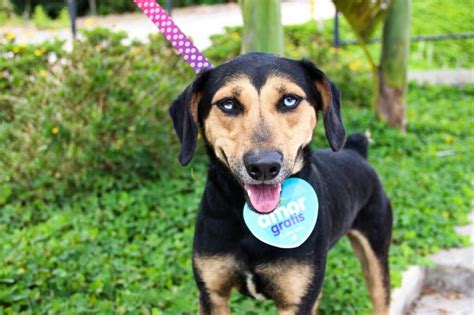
[244,183,282,214]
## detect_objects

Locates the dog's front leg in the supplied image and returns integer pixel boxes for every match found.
[193,254,240,315]
[198,292,230,315]
[255,259,325,315]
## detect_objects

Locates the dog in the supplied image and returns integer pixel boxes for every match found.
[169,53,392,315]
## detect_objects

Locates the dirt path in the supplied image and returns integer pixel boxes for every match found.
[408,69,474,85]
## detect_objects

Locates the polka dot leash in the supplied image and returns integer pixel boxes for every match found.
[134,0,213,72]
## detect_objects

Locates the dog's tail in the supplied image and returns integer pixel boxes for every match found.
[344,132,370,159]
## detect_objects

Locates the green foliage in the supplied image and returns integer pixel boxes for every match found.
[0,0,14,23]
[1,28,194,204]
[31,5,50,29]
[329,0,474,69]
[1,27,472,313]
[11,0,226,18]
[333,0,388,40]
[0,36,64,91]
[0,0,13,13]
[30,5,69,29]
[409,0,474,69]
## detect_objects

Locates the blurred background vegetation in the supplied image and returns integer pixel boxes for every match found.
[0,0,473,314]
[8,0,230,17]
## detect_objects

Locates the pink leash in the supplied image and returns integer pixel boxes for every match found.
[133,0,213,73]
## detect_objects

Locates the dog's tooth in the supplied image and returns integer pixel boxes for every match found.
[247,189,252,198]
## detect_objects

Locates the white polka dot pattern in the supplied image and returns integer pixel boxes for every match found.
[134,0,213,72]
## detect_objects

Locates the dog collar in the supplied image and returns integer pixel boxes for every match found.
[243,178,319,249]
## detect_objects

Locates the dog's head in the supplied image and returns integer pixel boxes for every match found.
[170,53,345,213]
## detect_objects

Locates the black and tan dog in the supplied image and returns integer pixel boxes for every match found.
[169,53,392,315]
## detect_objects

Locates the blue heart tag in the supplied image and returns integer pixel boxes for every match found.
[243,178,319,249]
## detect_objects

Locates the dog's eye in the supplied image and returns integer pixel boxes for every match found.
[281,95,301,109]
[217,98,240,114]
[221,99,234,110]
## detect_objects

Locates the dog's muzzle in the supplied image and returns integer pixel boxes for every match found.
[243,150,283,213]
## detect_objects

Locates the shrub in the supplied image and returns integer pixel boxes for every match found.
[29,5,69,29]
[1,28,194,204]
[0,35,64,92]
[31,5,50,29]
[11,0,227,18]
[0,0,14,22]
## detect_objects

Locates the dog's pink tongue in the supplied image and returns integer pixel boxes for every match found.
[244,183,282,213]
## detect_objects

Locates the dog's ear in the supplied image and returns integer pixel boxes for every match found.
[300,59,346,151]
[169,69,211,166]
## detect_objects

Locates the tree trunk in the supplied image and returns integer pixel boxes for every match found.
[377,0,411,131]
[240,0,283,55]
[88,0,97,16]
[24,0,31,19]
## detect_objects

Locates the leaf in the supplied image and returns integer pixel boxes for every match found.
[333,0,390,40]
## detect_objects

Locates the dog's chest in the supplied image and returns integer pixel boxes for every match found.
[245,260,314,302]
[243,271,266,300]
[194,254,314,304]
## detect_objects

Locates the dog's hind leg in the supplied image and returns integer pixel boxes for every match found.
[312,291,323,315]
[348,188,392,315]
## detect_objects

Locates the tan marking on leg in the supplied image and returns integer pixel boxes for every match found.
[194,255,241,315]
[255,260,314,314]
[347,230,389,315]
[313,291,322,315]
[278,306,299,315]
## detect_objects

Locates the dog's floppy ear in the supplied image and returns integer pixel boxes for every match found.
[169,69,211,166]
[300,59,346,151]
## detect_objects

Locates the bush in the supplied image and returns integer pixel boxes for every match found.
[0,0,14,22]
[0,35,64,91]
[1,28,194,203]
[11,0,227,18]
[31,5,50,29]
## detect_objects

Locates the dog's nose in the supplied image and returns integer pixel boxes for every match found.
[244,150,283,181]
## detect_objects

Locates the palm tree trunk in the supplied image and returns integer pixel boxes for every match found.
[240,0,283,55]
[377,0,411,131]
[88,0,97,15]
[24,0,31,19]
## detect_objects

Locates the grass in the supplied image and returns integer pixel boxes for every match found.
[1,83,472,314]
